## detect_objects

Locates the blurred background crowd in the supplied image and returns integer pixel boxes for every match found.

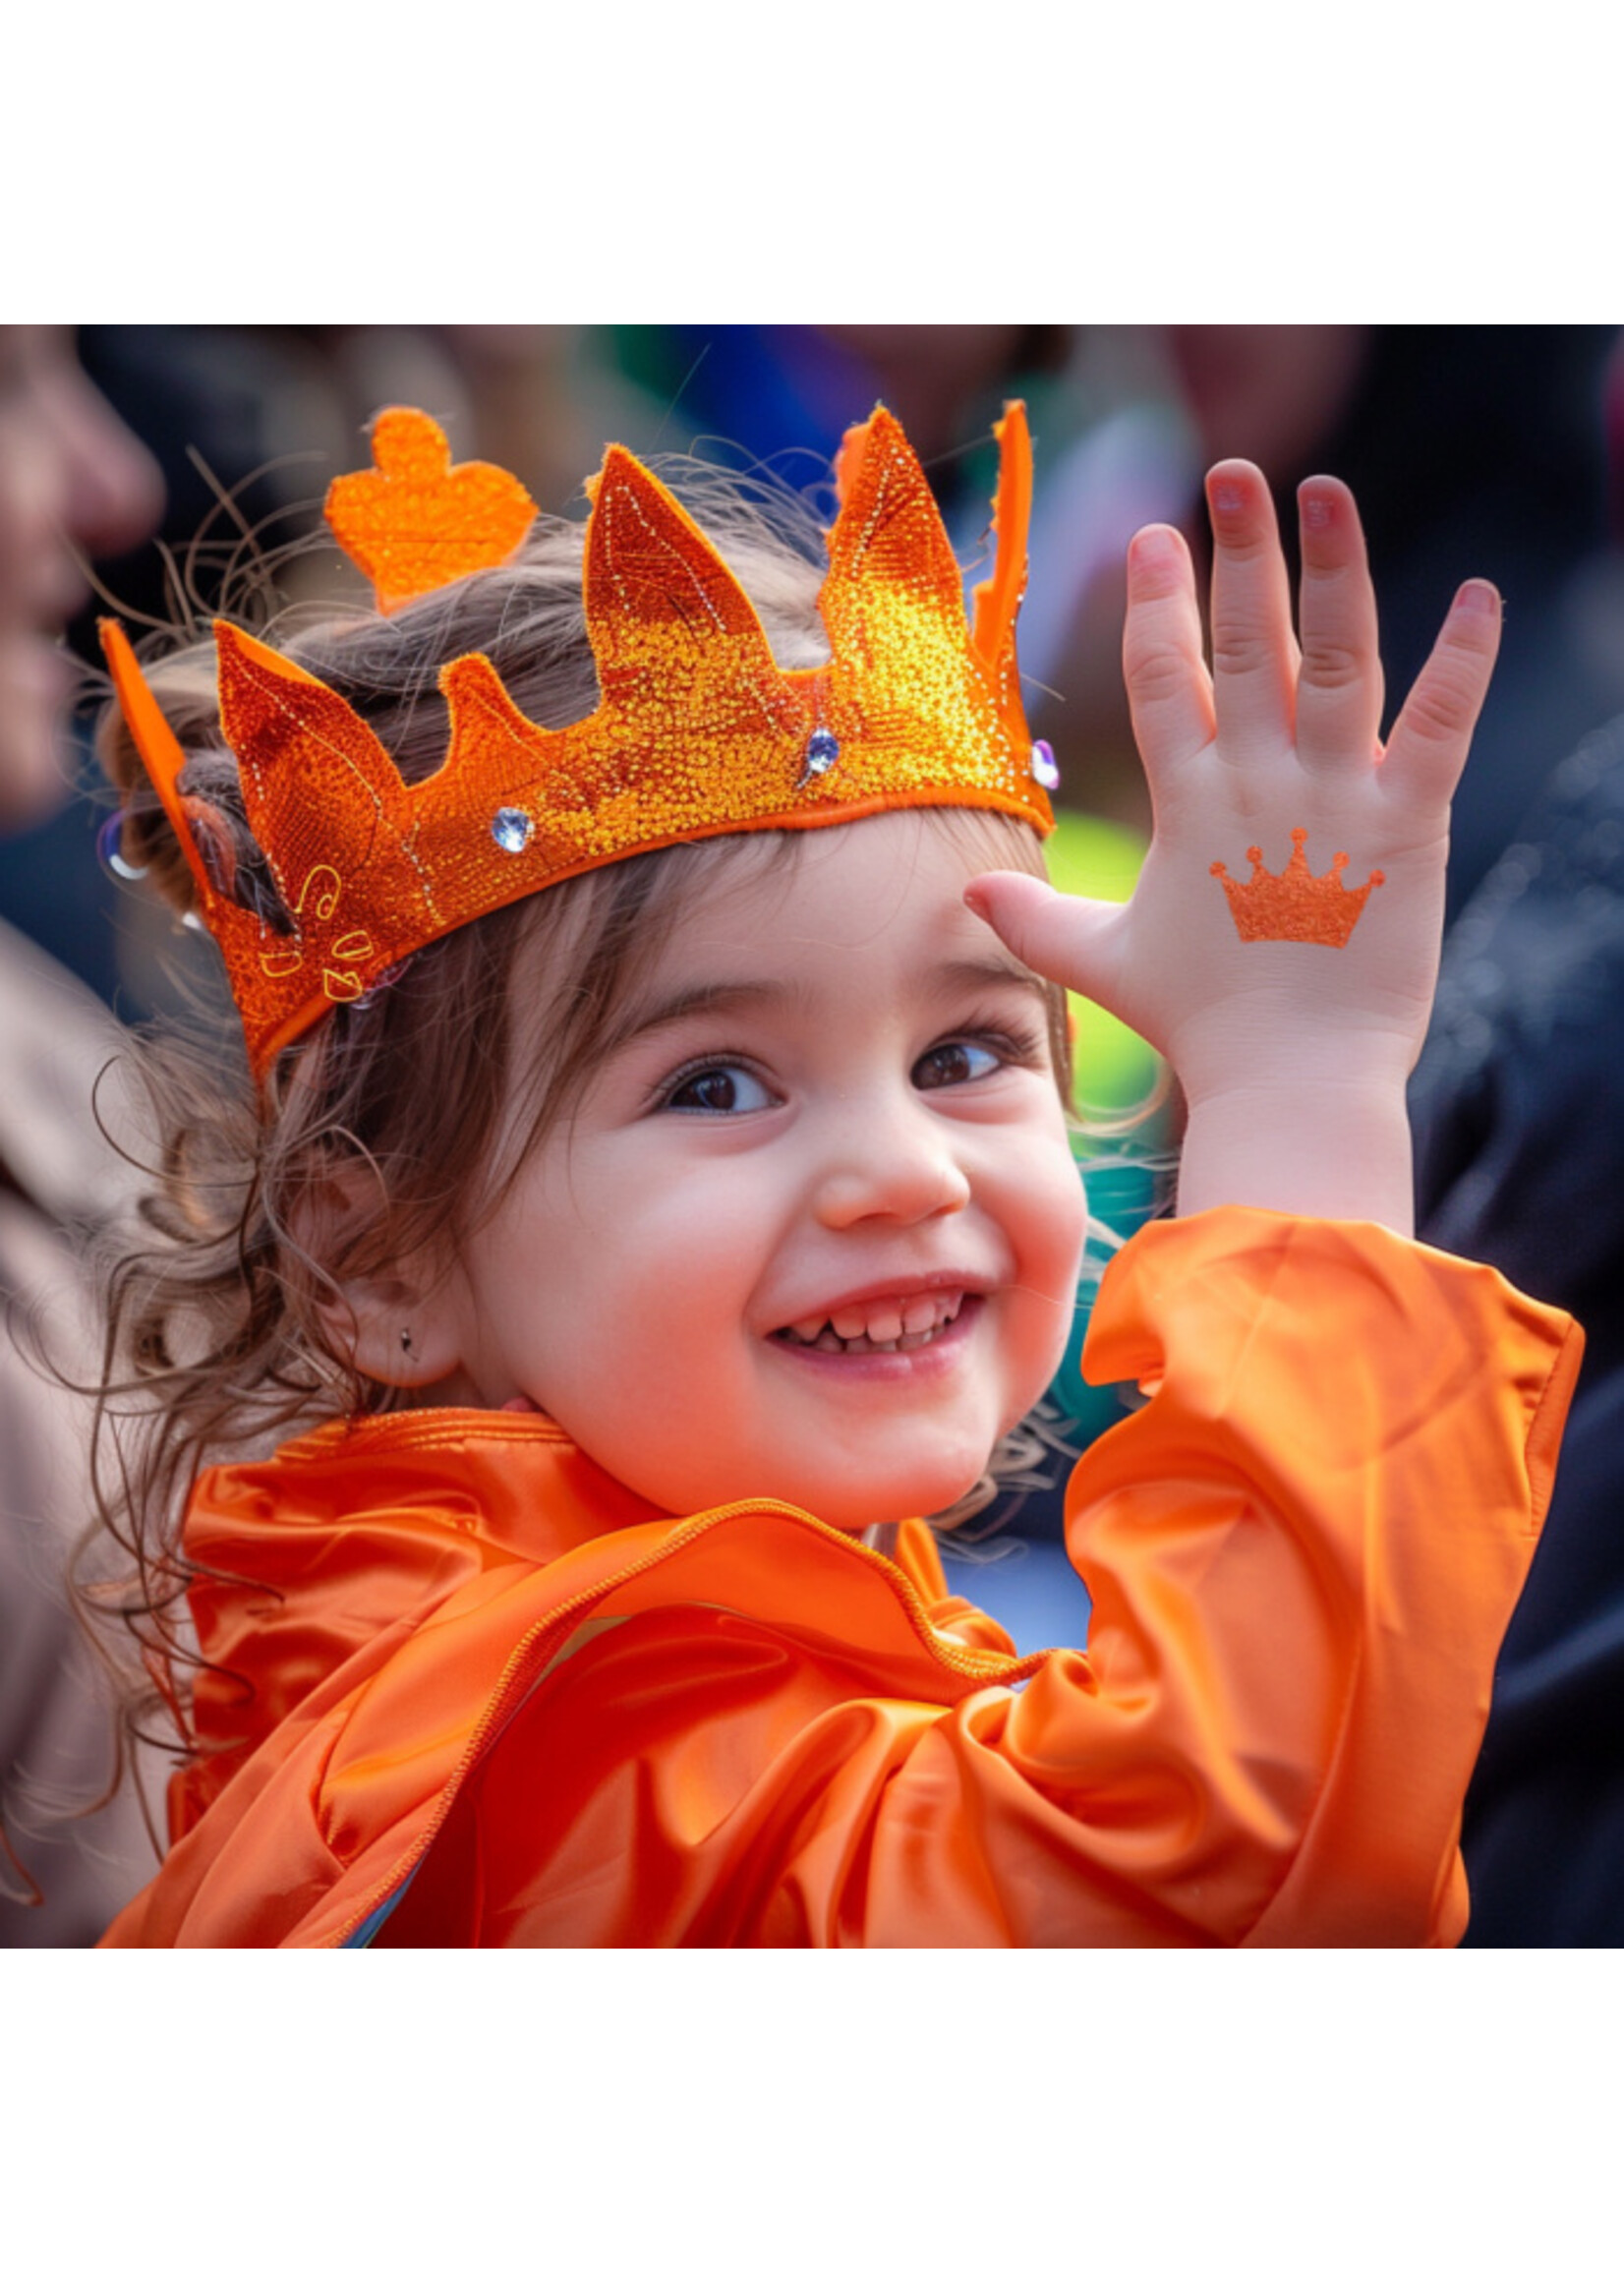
[12,323,1624,1022]
[6,322,1624,1946]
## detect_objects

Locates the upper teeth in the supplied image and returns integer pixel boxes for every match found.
[776,1290,966,1353]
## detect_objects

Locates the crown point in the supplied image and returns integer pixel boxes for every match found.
[584,445,783,697]
[972,401,1033,707]
[1290,827,1307,845]
[1247,845,1263,866]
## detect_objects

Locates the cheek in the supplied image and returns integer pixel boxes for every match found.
[998,1133,1090,1382]
[1006,1127,1089,1283]
[506,1167,764,1386]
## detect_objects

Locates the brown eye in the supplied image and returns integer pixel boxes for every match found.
[663,1064,774,1114]
[913,1040,1000,1090]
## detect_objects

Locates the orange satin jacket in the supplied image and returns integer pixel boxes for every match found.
[102,1210,1582,1948]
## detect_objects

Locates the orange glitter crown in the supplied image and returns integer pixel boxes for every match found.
[1210,829,1385,948]
[101,403,1053,1079]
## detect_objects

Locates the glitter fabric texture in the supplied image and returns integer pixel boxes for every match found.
[1211,828,1385,947]
[102,404,1051,1079]
[324,409,538,615]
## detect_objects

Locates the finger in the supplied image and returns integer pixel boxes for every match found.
[1295,476,1384,772]
[1382,581,1502,805]
[1122,522,1214,783]
[1206,460,1298,757]
[964,871,1126,1018]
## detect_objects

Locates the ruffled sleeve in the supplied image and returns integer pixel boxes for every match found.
[1015,1208,1579,1944]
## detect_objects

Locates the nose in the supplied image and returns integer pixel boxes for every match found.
[811,1087,972,1232]
[44,333,165,561]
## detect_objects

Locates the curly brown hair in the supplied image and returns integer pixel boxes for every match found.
[84,466,1070,1780]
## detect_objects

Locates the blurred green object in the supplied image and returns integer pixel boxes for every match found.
[1037,809,1168,1431]
[1043,808,1160,1114]
[1051,1145,1161,1429]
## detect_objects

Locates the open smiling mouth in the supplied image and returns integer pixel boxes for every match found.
[771,1289,971,1357]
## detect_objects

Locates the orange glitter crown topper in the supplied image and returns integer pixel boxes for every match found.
[1210,828,1385,948]
[324,404,540,612]
[100,403,1052,1080]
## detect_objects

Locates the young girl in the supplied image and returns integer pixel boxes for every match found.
[88,402,1579,1948]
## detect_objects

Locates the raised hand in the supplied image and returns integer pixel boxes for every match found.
[969,461,1502,1231]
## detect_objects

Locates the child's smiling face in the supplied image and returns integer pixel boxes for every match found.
[436,812,1088,1530]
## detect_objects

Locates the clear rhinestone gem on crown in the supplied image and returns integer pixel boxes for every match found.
[795,727,841,790]
[491,806,534,853]
[1029,739,1061,791]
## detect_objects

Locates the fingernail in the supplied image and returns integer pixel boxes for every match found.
[1301,490,1333,532]
[1456,579,1499,615]
[1131,526,1178,565]
[1210,479,1244,515]
[963,882,989,919]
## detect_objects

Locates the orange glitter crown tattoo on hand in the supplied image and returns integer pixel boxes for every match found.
[1210,829,1385,948]
[100,404,1055,1081]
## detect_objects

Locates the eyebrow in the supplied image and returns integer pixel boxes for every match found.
[610,957,1050,1053]
[932,956,1053,1007]
[610,980,789,1050]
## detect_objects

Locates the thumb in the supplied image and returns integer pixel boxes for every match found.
[963,871,1125,1010]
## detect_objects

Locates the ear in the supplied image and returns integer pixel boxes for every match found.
[288,1156,473,1392]
[340,1274,468,1392]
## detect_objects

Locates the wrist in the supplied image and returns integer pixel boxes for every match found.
[1175,1073,1415,1234]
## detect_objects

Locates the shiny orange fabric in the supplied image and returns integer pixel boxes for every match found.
[101,1210,1582,1948]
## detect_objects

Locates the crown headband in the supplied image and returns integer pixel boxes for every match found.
[100,402,1054,1079]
